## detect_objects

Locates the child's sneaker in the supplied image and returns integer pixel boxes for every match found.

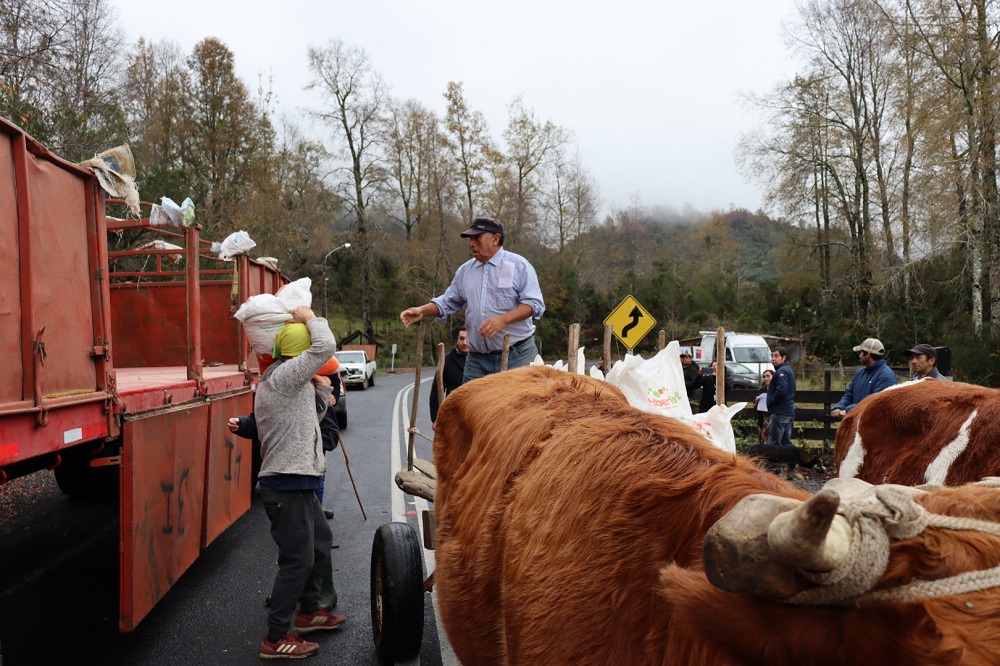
[293,608,347,633]
[259,632,319,659]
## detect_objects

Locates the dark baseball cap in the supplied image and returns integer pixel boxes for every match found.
[460,217,504,238]
[904,343,937,359]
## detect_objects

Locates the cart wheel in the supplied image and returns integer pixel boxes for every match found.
[371,522,424,663]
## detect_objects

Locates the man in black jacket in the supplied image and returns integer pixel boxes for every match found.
[430,327,469,426]
[680,350,700,399]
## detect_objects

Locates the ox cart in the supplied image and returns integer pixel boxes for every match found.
[370,322,517,663]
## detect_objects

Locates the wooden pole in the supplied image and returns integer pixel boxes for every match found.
[658,329,666,351]
[406,321,426,471]
[603,324,612,374]
[500,332,512,371]
[567,323,580,374]
[435,342,446,411]
[716,326,725,406]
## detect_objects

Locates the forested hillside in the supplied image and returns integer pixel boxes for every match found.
[3,0,998,383]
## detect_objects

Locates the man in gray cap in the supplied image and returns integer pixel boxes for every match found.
[400,216,545,383]
[904,343,947,380]
[830,337,898,419]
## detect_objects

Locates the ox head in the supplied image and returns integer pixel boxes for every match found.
[702,477,1000,604]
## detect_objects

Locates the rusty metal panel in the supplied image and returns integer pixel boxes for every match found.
[120,404,208,632]
[109,282,240,367]
[0,132,21,403]
[26,151,99,397]
[110,285,188,366]
[202,391,254,546]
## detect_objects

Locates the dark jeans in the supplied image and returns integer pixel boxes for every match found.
[769,413,794,447]
[260,487,334,635]
[463,336,538,383]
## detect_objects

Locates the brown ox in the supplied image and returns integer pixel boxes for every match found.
[835,379,1000,486]
[433,366,1000,665]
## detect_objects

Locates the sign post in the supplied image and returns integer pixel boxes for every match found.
[391,343,397,373]
[603,295,656,351]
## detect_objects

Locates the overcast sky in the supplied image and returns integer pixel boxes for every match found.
[117,0,801,216]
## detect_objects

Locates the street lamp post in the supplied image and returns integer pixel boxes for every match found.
[322,243,351,317]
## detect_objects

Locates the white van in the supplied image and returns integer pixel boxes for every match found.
[698,331,774,380]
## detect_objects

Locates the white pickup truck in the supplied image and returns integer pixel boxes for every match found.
[335,349,376,389]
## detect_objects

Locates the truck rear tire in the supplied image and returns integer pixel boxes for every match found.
[54,456,118,500]
[371,522,424,663]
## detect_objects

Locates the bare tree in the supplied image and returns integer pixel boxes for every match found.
[540,149,600,256]
[443,81,492,222]
[307,39,387,337]
[502,96,570,246]
[1,0,126,156]
[384,98,435,240]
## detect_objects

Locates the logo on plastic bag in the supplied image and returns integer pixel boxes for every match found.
[645,386,683,409]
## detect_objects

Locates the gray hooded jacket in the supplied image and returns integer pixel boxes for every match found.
[255,317,336,479]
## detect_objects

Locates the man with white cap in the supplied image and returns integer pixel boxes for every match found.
[904,343,948,381]
[830,337,898,419]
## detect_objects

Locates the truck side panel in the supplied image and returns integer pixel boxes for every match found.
[27,148,100,397]
[202,391,254,547]
[120,404,210,632]
[0,134,22,403]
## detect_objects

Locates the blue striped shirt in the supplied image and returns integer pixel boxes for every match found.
[431,247,545,353]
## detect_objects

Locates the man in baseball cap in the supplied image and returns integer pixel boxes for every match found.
[852,337,886,355]
[904,343,946,380]
[400,215,545,383]
[459,216,504,238]
[679,349,700,399]
[831,336,898,419]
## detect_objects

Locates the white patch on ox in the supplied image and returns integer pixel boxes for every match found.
[882,377,924,393]
[924,409,978,485]
[839,418,865,479]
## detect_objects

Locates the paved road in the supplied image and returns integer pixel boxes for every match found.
[0,370,457,665]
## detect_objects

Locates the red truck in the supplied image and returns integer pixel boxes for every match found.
[0,117,283,631]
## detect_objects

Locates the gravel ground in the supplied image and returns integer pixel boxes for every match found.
[754,452,838,494]
[0,471,59,530]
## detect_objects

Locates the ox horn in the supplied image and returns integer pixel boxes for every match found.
[767,489,853,572]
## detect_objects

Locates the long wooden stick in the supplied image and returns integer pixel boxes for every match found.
[716,326,726,406]
[407,321,426,471]
[337,432,367,520]
[435,342,446,410]
[603,324,612,374]
[567,323,580,374]
[500,332,512,371]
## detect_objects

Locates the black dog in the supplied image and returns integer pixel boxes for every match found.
[745,444,825,481]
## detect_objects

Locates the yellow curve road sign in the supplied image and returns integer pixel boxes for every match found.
[604,295,656,350]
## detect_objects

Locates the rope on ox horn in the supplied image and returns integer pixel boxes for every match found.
[786,481,1000,607]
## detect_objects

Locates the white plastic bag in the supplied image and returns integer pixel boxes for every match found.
[275,278,312,309]
[610,343,693,422]
[233,278,313,358]
[234,294,292,356]
[217,230,257,261]
[150,196,182,227]
[603,342,746,453]
[677,403,746,454]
